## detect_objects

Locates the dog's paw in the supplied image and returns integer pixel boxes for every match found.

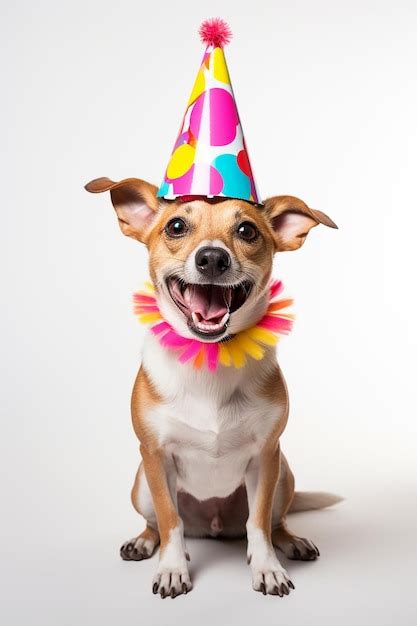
[274,533,320,561]
[152,565,192,599]
[251,563,294,596]
[247,527,294,596]
[120,528,159,561]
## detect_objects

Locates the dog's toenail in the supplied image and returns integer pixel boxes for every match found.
[288,580,295,590]
[152,582,158,594]
[160,587,166,599]
[182,582,188,594]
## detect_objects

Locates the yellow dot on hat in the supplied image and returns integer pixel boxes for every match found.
[212,48,230,85]
[166,144,195,179]
[188,68,206,106]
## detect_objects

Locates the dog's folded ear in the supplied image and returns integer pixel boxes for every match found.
[262,196,338,252]
[84,177,160,242]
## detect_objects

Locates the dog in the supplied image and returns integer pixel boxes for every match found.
[85,176,340,598]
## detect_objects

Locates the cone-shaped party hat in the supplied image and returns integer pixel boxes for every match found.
[157,18,262,205]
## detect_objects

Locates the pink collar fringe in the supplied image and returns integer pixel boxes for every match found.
[133,280,294,372]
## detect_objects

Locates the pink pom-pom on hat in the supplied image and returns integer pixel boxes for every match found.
[198,17,232,48]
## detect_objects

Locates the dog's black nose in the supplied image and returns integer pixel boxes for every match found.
[195,246,231,278]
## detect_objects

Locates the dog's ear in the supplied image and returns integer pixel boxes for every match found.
[263,195,337,251]
[84,177,160,242]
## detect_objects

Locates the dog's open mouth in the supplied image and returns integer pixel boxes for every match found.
[166,277,253,338]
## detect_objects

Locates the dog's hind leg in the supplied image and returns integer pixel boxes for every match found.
[120,462,160,561]
[272,523,319,561]
[270,454,320,561]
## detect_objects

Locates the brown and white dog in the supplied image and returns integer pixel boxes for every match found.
[85,176,340,598]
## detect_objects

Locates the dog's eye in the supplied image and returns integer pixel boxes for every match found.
[165,217,188,238]
[236,221,259,242]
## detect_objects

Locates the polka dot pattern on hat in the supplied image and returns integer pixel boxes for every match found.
[157,24,262,205]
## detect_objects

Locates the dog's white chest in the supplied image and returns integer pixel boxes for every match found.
[142,335,283,500]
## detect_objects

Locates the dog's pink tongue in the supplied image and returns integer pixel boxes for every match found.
[184,285,230,321]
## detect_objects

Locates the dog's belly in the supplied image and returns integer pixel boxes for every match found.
[178,484,248,538]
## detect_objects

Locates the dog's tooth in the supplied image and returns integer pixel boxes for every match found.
[199,322,218,331]
[220,311,230,326]
[183,286,192,306]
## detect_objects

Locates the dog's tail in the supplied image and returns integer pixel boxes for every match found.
[288,491,344,513]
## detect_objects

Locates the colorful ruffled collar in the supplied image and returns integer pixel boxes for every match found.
[133,280,294,372]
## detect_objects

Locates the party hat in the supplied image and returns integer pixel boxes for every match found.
[157,18,262,205]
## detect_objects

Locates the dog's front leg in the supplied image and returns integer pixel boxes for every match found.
[140,444,191,598]
[245,444,294,596]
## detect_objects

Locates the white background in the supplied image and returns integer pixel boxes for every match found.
[2,1,417,624]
